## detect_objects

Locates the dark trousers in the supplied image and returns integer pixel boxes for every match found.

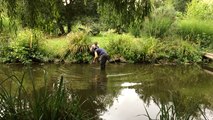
[100,54,109,70]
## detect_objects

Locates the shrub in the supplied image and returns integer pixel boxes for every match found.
[106,34,158,63]
[66,31,92,63]
[155,39,202,63]
[1,29,46,63]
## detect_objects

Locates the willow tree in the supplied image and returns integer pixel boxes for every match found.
[97,0,151,30]
[1,0,97,34]
[1,0,151,34]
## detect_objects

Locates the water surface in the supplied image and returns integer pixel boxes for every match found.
[0,63,213,120]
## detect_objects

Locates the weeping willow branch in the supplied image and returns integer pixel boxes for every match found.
[97,0,151,27]
[2,0,151,33]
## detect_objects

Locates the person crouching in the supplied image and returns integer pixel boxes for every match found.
[90,45,110,70]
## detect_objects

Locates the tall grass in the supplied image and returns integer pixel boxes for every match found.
[142,6,176,38]
[177,19,213,48]
[42,37,69,62]
[0,73,90,120]
[142,17,173,38]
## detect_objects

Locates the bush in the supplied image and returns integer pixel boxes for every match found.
[66,31,92,63]
[155,39,202,63]
[1,29,46,63]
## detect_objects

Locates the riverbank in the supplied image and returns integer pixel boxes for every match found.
[32,31,213,64]
[1,29,212,64]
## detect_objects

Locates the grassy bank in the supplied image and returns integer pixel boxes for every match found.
[0,29,208,64]
[42,31,206,64]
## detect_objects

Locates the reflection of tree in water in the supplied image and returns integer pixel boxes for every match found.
[135,65,212,119]
[137,87,210,119]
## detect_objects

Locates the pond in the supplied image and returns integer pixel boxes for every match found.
[0,63,213,120]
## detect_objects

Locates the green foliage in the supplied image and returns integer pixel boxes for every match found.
[155,39,202,63]
[173,0,191,12]
[176,0,213,49]
[71,23,91,33]
[177,19,213,48]
[142,6,175,38]
[66,31,92,63]
[186,0,213,20]
[0,29,46,63]
[0,14,18,36]
[105,34,158,63]
[98,3,121,30]
[128,20,142,37]
[41,37,69,62]
[0,73,90,120]
[98,0,151,29]
[1,0,98,35]
[106,34,136,62]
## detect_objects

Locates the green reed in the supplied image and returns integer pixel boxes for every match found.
[0,73,90,120]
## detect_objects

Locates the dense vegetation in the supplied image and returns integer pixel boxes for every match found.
[0,0,212,64]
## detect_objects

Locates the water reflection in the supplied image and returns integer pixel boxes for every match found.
[92,70,107,93]
[100,88,159,120]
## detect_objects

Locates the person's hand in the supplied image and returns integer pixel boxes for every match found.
[92,60,96,64]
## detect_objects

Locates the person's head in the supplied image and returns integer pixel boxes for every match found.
[90,42,99,52]
[90,44,98,52]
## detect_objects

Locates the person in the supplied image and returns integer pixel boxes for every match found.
[90,42,99,58]
[90,42,99,53]
[90,44,110,70]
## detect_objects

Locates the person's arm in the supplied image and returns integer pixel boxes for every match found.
[93,51,98,63]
